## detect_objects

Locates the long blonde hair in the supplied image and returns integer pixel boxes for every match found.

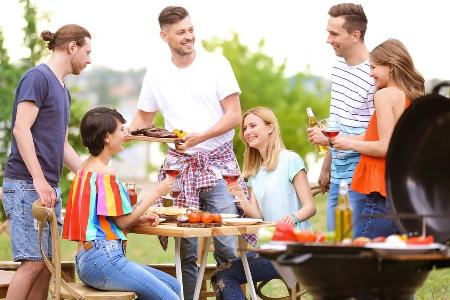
[240,107,285,179]
[370,38,425,101]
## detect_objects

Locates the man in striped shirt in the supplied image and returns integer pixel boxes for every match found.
[308,3,375,235]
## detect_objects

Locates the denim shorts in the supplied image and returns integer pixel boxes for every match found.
[2,177,62,262]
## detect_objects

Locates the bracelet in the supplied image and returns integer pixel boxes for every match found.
[290,213,301,226]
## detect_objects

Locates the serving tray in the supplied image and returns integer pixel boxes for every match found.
[177,222,222,228]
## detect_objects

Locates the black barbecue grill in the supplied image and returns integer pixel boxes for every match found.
[259,83,450,299]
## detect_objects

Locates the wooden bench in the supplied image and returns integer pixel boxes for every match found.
[0,270,15,298]
[0,261,76,282]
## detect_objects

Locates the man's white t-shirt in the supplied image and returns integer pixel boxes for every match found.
[137,50,241,153]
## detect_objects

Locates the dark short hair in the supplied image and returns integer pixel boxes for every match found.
[80,107,126,156]
[158,6,189,28]
[328,3,368,41]
[41,24,91,51]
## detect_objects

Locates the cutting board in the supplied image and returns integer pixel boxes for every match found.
[124,135,183,143]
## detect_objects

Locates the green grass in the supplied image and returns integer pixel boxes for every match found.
[1,193,449,299]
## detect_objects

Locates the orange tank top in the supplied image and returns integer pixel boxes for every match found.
[351,98,410,197]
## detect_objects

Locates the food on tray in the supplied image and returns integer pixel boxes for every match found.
[147,206,187,216]
[131,126,178,138]
[406,235,434,245]
[177,215,189,223]
[187,210,202,223]
[352,236,371,246]
[173,129,187,138]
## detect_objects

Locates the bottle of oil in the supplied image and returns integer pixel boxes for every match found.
[306,107,328,155]
[335,180,353,242]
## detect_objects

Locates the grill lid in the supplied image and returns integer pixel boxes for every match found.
[386,91,450,243]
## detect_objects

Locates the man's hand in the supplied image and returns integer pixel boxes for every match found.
[318,152,332,194]
[33,177,56,208]
[175,132,206,152]
[307,127,329,146]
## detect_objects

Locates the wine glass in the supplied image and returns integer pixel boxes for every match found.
[320,118,340,139]
[222,161,241,202]
[320,118,345,158]
[163,156,183,179]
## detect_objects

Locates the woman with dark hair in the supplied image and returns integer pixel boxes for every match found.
[331,39,425,238]
[62,107,180,299]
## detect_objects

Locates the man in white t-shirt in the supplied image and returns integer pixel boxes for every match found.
[307,3,375,236]
[130,6,245,300]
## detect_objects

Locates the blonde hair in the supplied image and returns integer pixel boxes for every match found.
[370,38,425,101]
[240,107,285,179]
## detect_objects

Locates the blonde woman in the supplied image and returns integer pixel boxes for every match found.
[212,107,316,300]
[331,39,425,238]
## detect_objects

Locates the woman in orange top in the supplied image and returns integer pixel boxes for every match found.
[331,39,424,238]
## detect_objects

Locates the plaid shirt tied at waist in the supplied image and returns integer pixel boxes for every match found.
[156,141,257,249]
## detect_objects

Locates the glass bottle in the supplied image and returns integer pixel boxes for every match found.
[335,180,352,242]
[306,107,328,155]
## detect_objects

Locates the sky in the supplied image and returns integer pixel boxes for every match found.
[1,0,449,81]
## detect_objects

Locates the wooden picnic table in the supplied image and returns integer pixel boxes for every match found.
[130,221,274,300]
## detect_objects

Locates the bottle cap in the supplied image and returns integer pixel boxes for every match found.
[306,107,313,116]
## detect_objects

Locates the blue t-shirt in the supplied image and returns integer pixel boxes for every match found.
[247,150,312,230]
[4,64,71,186]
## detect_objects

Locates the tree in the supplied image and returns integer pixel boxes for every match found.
[202,33,330,164]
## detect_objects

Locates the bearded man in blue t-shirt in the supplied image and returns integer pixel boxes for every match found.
[2,24,91,300]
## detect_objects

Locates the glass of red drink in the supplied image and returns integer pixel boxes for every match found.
[125,182,138,206]
[320,118,340,138]
[222,161,241,202]
[163,156,183,178]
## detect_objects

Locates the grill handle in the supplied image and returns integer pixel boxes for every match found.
[276,253,313,265]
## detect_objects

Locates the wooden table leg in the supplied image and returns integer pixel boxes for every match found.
[193,237,213,300]
[238,236,257,300]
[174,237,184,300]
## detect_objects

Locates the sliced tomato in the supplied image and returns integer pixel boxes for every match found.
[407,235,434,245]
[272,221,296,242]
[294,230,316,243]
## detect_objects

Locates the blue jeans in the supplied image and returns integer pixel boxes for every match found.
[2,177,62,261]
[211,252,279,300]
[327,182,365,238]
[354,192,399,239]
[76,239,180,300]
[181,180,238,300]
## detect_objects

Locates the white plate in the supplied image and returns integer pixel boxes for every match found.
[222,218,263,225]
[365,242,443,255]
[220,213,240,219]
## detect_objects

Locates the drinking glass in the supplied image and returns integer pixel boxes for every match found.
[320,118,345,158]
[163,156,183,179]
[222,161,241,202]
[170,180,181,199]
[125,182,138,206]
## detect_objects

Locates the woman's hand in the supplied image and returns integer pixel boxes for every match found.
[331,136,353,151]
[136,213,160,226]
[227,183,246,203]
[153,177,175,197]
[280,214,296,227]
